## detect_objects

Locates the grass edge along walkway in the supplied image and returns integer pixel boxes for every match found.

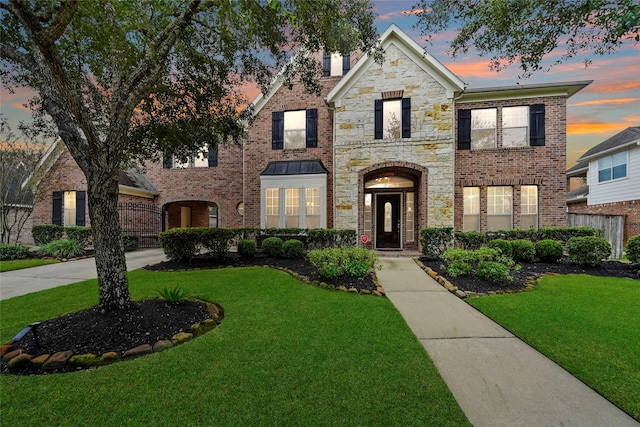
[1,267,470,426]
[468,274,640,422]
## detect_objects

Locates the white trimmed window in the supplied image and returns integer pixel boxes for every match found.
[406,192,414,242]
[261,175,326,229]
[63,191,77,226]
[284,110,306,149]
[598,151,627,182]
[487,186,513,231]
[463,187,480,231]
[471,108,497,149]
[383,99,401,139]
[502,106,528,148]
[520,185,538,230]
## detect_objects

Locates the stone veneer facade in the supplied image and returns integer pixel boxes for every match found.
[331,43,456,249]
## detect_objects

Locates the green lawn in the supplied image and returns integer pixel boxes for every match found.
[468,274,640,421]
[0,267,470,426]
[0,258,60,272]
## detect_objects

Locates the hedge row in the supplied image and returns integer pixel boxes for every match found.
[453,226,604,250]
[159,227,357,262]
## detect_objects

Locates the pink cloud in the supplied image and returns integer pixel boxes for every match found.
[570,97,640,107]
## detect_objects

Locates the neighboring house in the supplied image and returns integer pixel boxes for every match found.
[27,24,590,252]
[1,162,34,244]
[566,126,640,244]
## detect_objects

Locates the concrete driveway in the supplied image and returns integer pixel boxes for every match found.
[0,248,167,300]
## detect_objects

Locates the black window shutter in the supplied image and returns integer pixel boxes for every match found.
[457,109,472,150]
[530,104,546,146]
[374,99,383,140]
[306,109,318,148]
[322,52,331,76]
[272,111,284,149]
[342,54,351,75]
[76,191,86,226]
[401,98,411,138]
[52,191,63,225]
[208,145,218,167]
[163,152,173,169]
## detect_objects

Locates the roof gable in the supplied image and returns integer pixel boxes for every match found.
[326,24,465,106]
[578,126,640,161]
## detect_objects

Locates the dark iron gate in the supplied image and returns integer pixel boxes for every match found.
[118,202,162,248]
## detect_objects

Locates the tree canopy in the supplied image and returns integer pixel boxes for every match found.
[0,0,378,311]
[413,0,640,76]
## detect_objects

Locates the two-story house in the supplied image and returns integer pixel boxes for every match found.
[567,126,640,245]
[243,24,589,250]
[25,24,590,252]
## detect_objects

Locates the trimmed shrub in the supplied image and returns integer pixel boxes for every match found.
[0,244,31,260]
[536,226,603,242]
[158,228,200,262]
[65,226,92,247]
[282,239,304,259]
[420,227,453,259]
[308,247,378,280]
[567,236,611,266]
[200,228,235,259]
[626,234,640,265]
[487,239,513,257]
[454,231,486,250]
[306,229,357,249]
[511,239,535,262]
[32,224,64,245]
[262,237,283,257]
[476,261,513,283]
[40,239,84,258]
[535,239,563,263]
[122,234,140,252]
[237,239,257,258]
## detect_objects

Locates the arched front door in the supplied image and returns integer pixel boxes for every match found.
[376,193,401,249]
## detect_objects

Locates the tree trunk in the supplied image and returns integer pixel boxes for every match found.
[87,169,131,312]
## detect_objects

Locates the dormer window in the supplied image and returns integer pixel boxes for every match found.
[323,52,351,76]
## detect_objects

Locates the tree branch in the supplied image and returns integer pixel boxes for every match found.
[36,0,78,46]
[0,43,37,71]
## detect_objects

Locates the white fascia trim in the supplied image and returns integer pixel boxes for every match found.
[578,140,640,162]
[457,80,592,103]
[22,138,65,190]
[118,185,157,199]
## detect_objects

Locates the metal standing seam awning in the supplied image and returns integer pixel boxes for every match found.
[260,160,329,176]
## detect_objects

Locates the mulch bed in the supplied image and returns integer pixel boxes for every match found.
[144,253,378,292]
[419,257,640,294]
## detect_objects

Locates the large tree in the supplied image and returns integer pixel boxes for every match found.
[413,0,640,76]
[0,0,378,311]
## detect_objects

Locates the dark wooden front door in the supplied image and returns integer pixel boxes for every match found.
[376,194,401,249]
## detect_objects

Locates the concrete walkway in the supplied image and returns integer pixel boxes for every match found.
[0,248,167,300]
[377,257,639,427]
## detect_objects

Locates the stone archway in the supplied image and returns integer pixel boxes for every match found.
[358,161,428,251]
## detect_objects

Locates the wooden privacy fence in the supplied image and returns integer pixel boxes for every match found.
[118,202,162,248]
[567,213,625,259]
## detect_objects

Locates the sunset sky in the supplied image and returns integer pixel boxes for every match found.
[1,1,638,169]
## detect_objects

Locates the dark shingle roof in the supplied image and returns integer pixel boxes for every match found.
[566,186,589,202]
[119,169,159,194]
[579,126,640,160]
[261,160,329,176]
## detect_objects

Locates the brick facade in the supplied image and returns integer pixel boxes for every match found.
[26,26,580,249]
[31,149,91,228]
[243,51,362,229]
[144,144,244,229]
[454,96,568,232]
